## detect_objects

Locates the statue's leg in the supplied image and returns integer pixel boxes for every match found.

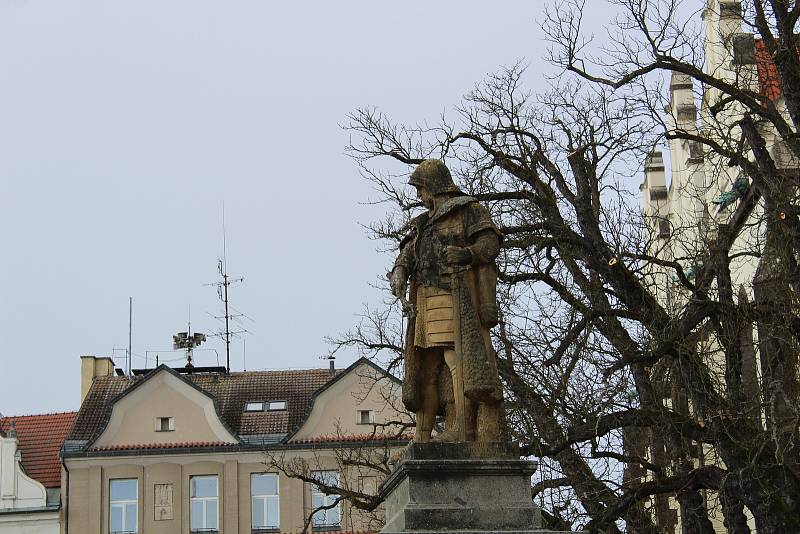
[436,358,454,432]
[415,350,440,443]
[438,348,466,441]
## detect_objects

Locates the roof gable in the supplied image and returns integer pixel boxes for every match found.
[288,358,403,442]
[90,366,238,449]
[69,365,342,449]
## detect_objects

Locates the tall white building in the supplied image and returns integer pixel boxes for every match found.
[639,1,798,532]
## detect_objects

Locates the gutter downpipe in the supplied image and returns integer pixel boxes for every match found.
[61,455,69,534]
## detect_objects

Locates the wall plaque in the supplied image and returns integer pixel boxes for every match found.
[154,483,174,521]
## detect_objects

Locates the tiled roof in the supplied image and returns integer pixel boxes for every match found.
[239,410,290,435]
[90,441,236,451]
[69,367,341,444]
[0,412,77,488]
[291,433,414,444]
[755,39,783,101]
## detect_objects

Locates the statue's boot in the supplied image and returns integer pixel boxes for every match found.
[414,409,434,443]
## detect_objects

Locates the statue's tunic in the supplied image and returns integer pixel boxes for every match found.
[394,196,503,412]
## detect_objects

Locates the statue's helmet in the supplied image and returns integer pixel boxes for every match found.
[408,159,461,196]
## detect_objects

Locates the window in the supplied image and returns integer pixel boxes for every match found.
[110,479,138,534]
[657,218,671,239]
[190,476,218,532]
[245,402,264,412]
[311,471,340,527]
[251,473,279,530]
[267,401,287,411]
[155,417,174,432]
[357,410,375,425]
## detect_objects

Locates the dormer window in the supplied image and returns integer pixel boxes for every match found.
[245,402,265,412]
[267,401,287,411]
[244,400,286,412]
[154,417,174,432]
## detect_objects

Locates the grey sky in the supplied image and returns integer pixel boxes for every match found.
[1,1,612,415]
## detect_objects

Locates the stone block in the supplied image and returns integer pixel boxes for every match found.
[380,442,579,534]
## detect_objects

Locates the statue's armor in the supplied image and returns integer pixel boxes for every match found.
[414,210,468,290]
[412,208,469,348]
[408,159,461,196]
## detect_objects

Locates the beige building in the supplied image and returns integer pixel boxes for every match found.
[62,356,407,534]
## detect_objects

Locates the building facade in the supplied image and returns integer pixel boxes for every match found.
[0,412,76,534]
[639,1,798,532]
[62,356,407,534]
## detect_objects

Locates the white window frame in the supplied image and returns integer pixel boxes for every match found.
[190,475,219,532]
[110,478,138,534]
[251,473,280,530]
[311,471,341,527]
[357,409,375,425]
[245,402,265,412]
[154,417,174,432]
[267,400,287,411]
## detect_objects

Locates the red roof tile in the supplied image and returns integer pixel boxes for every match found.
[755,39,783,101]
[0,412,77,488]
[291,433,413,444]
[90,441,236,451]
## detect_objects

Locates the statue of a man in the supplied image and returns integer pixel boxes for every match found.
[389,159,505,443]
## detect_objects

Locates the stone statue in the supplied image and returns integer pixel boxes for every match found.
[389,159,505,443]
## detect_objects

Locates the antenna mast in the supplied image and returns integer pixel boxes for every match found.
[208,204,248,373]
[128,297,133,379]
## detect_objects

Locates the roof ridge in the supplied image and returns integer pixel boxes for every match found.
[96,367,338,378]
[225,367,339,373]
[1,411,78,419]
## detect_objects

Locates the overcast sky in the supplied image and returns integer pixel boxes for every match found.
[0,0,615,415]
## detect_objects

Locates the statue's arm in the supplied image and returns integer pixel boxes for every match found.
[466,229,500,264]
[389,236,414,298]
[464,203,502,264]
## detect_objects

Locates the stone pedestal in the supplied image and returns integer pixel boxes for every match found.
[380,442,574,534]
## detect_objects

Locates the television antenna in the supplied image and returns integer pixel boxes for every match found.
[206,203,250,372]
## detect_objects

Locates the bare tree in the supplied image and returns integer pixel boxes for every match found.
[321,1,800,532]
[271,1,800,532]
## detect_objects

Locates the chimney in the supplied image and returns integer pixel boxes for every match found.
[80,355,115,404]
[1,421,18,500]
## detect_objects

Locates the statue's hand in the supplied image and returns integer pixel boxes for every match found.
[389,268,407,298]
[444,246,472,265]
